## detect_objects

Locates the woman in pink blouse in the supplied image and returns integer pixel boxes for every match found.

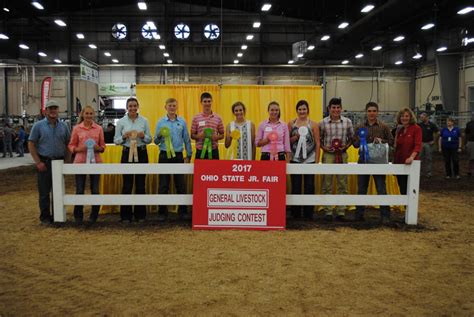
[255,101,291,161]
[68,105,106,223]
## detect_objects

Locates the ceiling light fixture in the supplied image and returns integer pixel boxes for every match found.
[19,44,29,50]
[341,60,349,64]
[0,33,9,40]
[234,60,239,64]
[38,52,47,57]
[246,34,254,40]
[436,46,447,52]
[163,52,169,57]
[241,45,248,50]
[137,2,147,10]
[253,22,261,28]
[412,53,422,59]
[355,53,364,58]
[3,7,10,12]
[159,45,165,50]
[167,59,173,64]
[112,59,119,63]
[76,33,85,39]
[307,45,315,50]
[261,4,272,11]
[297,53,304,58]
[393,35,405,42]
[361,4,374,13]
[237,52,243,57]
[54,59,62,63]
[288,60,294,64]
[104,52,111,57]
[457,7,474,15]
[54,19,67,27]
[31,1,44,10]
[421,23,435,30]
[372,45,382,51]
[338,22,349,29]
[395,60,403,65]
[89,44,97,49]
[321,35,330,41]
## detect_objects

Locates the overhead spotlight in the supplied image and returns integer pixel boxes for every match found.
[237,52,243,57]
[261,3,272,11]
[167,59,173,64]
[338,22,349,29]
[462,37,474,46]
[246,34,254,40]
[104,52,111,57]
[89,44,97,49]
[76,33,85,39]
[241,45,248,50]
[137,2,147,10]
[3,7,10,12]
[355,53,364,58]
[19,44,30,50]
[112,59,119,63]
[341,60,349,64]
[0,33,9,40]
[421,23,435,30]
[54,59,62,63]
[393,35,405,42]
[159,45,165,50]
[288,60,294,64]
[54,19,67,27]
[253,22,261,28]
[321,35,330,41]
[38,51,47,57]
[31,1,44,10]
[163,52,169,57]
[457,7,474,15]
[307,45,315,50]
[297,53,304,58]
[234,60,239,64]
[361,4,374,13]
[436,46,447,52]
[412,53,422,59]
[395,60,403,65]
[372,45,382,51]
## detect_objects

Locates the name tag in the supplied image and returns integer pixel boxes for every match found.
[198,121,206,127]
[264,127,273,132]
[448,137,451,142]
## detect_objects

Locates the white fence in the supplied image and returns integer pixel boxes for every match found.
[52,160,421,225]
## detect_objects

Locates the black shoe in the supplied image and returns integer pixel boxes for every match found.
[335,215,346,222]
[137,218,146,224]
[323,214,333,222]
[40,218,52,226]
[120,218,132,223]
[380,216,390,225]
[354,214,365,221]
[75,218,83,225]
[157,213,168,222]
[178,212,191,221]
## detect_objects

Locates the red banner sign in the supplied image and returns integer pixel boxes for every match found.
[41,77,52,114]
[192,160,287,230]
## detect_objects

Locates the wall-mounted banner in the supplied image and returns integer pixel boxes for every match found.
[80,55,99,84]
[192,160,286,230]
[99,83,133,96]
[41,76,52,114]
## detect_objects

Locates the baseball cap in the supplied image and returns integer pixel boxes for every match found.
[45,100,60,108]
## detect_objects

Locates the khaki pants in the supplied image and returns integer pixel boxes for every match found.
[321,152,348,215]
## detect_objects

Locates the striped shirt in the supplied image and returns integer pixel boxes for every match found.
[353,119,393,147]
[319,115,354,148]
[191,112,225,150]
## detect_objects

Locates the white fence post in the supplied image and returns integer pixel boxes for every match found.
[405,160,421,225]
[52,160,66,222]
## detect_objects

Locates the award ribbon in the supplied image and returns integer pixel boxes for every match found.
[331,138,343,163]
[85,138,96,164]
[200,127,214,159]
[295,126,309,159]
[128,130,139,162]
[358,128,370,163]
[268,131,278,160]
[160,126,175,159]
[226,128,241,160]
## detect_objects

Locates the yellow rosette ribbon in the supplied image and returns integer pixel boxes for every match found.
[226,128,241,159]
[160,126,176,159]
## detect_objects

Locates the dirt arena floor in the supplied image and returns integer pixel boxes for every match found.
[1,153,473,316]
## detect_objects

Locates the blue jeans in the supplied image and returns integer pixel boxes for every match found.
[74,174,100,221]
[37,160,53,222]
[356,174,390,218]
[16,140,25,156]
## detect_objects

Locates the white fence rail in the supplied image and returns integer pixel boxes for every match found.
[52,160,421,225]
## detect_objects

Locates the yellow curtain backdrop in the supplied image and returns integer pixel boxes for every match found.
[99,84,400,213]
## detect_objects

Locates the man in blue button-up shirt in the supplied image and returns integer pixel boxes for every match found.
[154,98,192,221]
[28,100,71,224]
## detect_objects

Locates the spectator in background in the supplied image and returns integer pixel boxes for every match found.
[465,113,474,177]
[394,107,422,195]
[2,123,15,158]
[418,112,439,177]
[104,123,115,143]
[439,117,462,179]
[16,125,26,157]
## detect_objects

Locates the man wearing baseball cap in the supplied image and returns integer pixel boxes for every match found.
[28,100,71,224]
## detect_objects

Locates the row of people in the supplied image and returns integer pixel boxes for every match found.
[27,94,427,225]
